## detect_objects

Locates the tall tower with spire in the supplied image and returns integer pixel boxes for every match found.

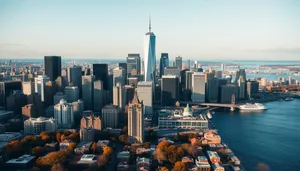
[144,16,156,82]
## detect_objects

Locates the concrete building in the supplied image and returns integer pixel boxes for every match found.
[54,99,74,129]
[53,92,66,105]
[24,117,56,134]
[164,67,181,78]
[55,76,66,93]
[137,81,153,115]
[144,18,156,81]
[220,84,239,104]
[124,85,135,105]
[82,75,95,110]
[94,80,105,112]
[192,72,206,102]
[113,83,126,109]
[22,104,37,120]
[128,92,144,143]
[80,128,95,142]
[72,99,84,120]
[64,86,79,102]
[113,66,126,86]
[161,75,179,106]
[6,91,27,115]
[101,105,120,128]
[67,66,82,96]
[80,115,102,130]
[127,53,141,76]
[175,56,183,70]
[160,53,169,77]
[34,75,50,102]
[22,81,35,95]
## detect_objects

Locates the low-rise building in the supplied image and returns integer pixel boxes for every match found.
[5,155,36,170]
[77,154,97,164]
[44,142,59,152]
[195,156,211,171]
[118,161,129,171]
[74,141,93,154]
[136,157,150,171]
[207,151,221,164]
[59,139,71,150]
[204,131,221,144]
[212,163,225,171]
[24,117,56,134]
[117,151,130,162]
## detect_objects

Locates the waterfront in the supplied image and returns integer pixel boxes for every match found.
[212,99,300,171]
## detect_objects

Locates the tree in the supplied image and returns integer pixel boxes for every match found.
[51,162,68,171]
[68,142,77,150]
[118,135,128,144]
[32,146,45,157]
[90,142,97,154]
[160,167,169,171]
[172,161,188,171]
[4,140,22,158]
[67,132,80,142]
[56,132,61,143]
[103,146,113,156]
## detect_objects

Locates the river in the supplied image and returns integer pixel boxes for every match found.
[212,99,300,171]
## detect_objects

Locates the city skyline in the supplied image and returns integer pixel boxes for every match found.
[0,0,300,60]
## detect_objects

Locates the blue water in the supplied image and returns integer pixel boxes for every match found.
[213,99,300,171]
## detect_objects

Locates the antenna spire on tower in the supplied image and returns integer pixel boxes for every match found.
[149,15,151,32]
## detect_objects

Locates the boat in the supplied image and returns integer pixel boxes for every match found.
[206,111,212,119]
[239,103,267,111]
[284,97,294,101]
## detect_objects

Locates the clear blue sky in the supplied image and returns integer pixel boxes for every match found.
[0,0,299,60]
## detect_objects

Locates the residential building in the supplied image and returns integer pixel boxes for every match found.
[24,117,56,134]
[80,115,102,130]
[54,99,74,128]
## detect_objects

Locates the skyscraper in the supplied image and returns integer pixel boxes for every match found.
[82,75,95,110]
[22,81,35,95]
[0,81,22,109]
[175,56,183,70]
[113,82,126,109]
[160,53,169,77]
[144,17,156,81]
[44,56,61,81]
[113,66,126,86]
[94,80,105,112]
[235,68,247,100]
[185,71,194,91]
[54,99,74,129]
[128,91,144,143]
[247,81,259,99]
[205,71,219,103]
[64,86,79,103]
[34,75,50,102]
[161,75,179,106]
[127,54,141,76]
[67,66,82,96]
[118,63,127,78]
[192,72,206,102]
[93,64,108,90]
[101,105,120,129]
[137,81,153,115]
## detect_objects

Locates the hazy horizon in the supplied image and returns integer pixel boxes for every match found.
[1,0,300,60]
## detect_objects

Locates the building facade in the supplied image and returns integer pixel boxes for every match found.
[175,56,183,70]
[67,66,82,96]
[101,105,120,128]
[54,99,74,128]
[113,83,126,109]
[34,75,50,102]
[64,86,79,102]
[82,75,95,110]
[44,56,61,81]
[160,53,169,77]
[192,72,206,102]
[24,117,56,134]
[161,75,179,106]
[127,54,141,76]
[92,64,108,90]
[137,81,153,115]
[128,92,144,143]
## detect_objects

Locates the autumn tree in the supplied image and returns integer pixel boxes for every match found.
[51,162,68,171]
[68,142,77,151]
[32,146,45,157]
[56,132,61,143]
[172,161,188,171]
[90,142,97,154]
[160,167,169,171]
[4,140,22,158]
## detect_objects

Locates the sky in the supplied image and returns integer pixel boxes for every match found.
[0,0,300,60]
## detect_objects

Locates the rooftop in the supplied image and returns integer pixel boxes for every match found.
[6,155,35,164]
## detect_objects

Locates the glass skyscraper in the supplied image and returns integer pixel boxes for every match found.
[160,53,169,77]
[144,18,156,81]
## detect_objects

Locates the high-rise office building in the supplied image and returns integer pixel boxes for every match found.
[221,64,225,71]
[44,81,57,106]
[164,67,181,78]
[0,81,22,109]
[128,77,138,88]
[67,66,82,96]
[53,92,66,105]
[82,75,95,110]
[144,18,156,81]
[128,92,144,143]
[160,53,169,77]
[220,84,239,104]
[185,71,194,91]
[127,54,141,76]
[44,56,61,81]
[55,76,66,93]
[137,81,153,115]
[22,81,35,95]
[101,105,120,128]
[93,64,108,90]
[34,75,50,102]
[161,75,179,106]
[192,72,206,102]
[54,99,74,129]
[6,91,27,115]
[94,80,105,112]
[64,86,79,103]
[235,68,247,100]
[175,56,183,70]
[113,66,126,86]
[24,117,56,134]
[118,63,127,78]
[205,71,219,103]
[247,81,259,98]
[124,85,135,104]
[80,128,95,142]
[187,59,191,69]
[113,83,126,109]
[72,99,84,120]
[26,93,45,117]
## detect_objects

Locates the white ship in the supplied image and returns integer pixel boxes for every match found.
[239,103,267,111]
